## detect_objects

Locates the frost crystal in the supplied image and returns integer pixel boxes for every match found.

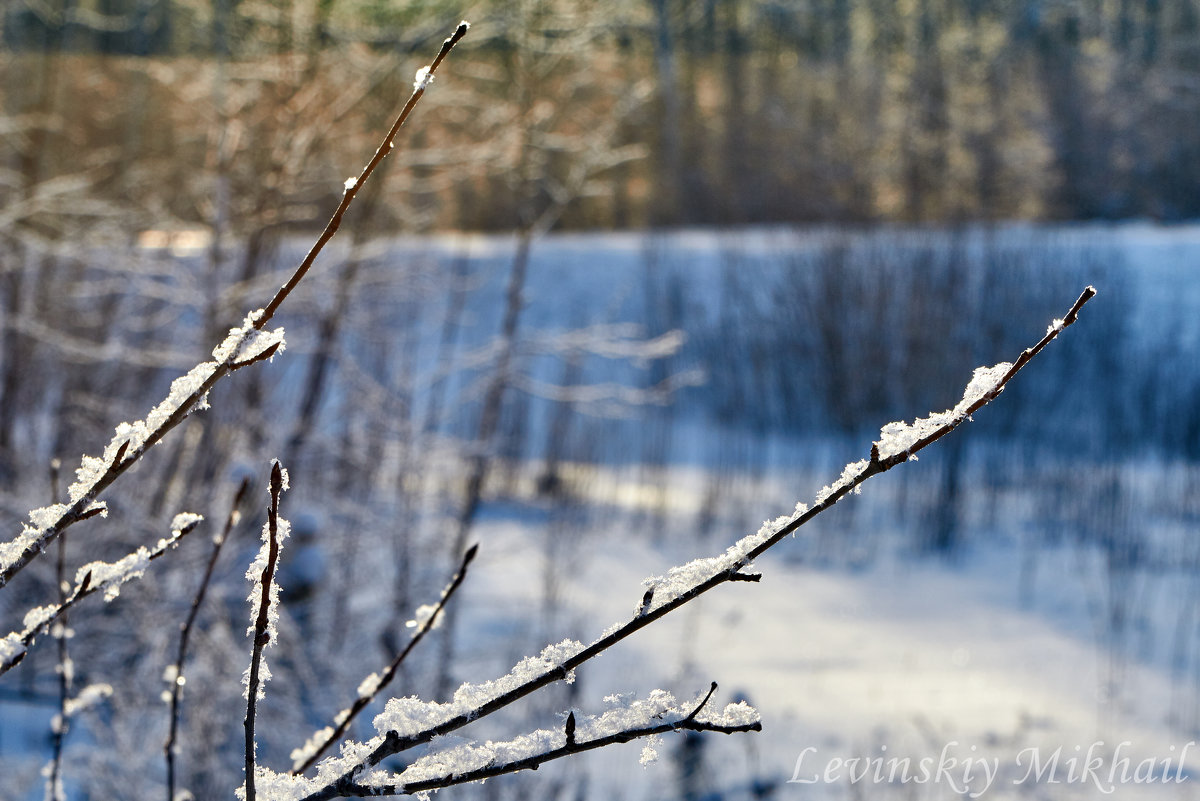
[243,466,290,701]
[236,767,314,801]
[170,512,204,535]
[405,603,441,630]
[77,548,152,602]
[0,632,25,666]
[372,640,585,738]
[814,459,870,505]
[639,736,660,766]
[64,683,113,717]
[413,66,433,91]
[23,604,56,632]
[290,727,334,769]
[699,701,760,727]
[873,362,1012,462]
[357,672,382,697]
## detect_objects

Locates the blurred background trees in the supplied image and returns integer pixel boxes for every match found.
[3,0,1200,231]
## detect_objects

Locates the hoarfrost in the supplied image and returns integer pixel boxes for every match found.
[813,459,870,505]
[639,736,660,766]
[413,66,433,91]
[372,640,585,737]
[170,512,204,535]
[405,603,441,630]
[212,310,285,368]
[359,688,747,789]
[242,659,273,701]
[289,727,334,770]
[77,547,152,602]
[243,466,289,700]
[0,632,24,666]
[29,504,70,529]
[699,700,759,727]
[71,512,198,603]
[2,503,106,578]
[873,362,1012,461]
[0,524,43,577]
[639,502,814,613]
[64,683,113,716]
[2,306,280,584]
[23,605,56,632]
[357,671,382,697]
[236,767,314,801]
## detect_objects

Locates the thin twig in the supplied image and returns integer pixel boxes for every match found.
[0,20,470,592]
[48,459,69,801]
[245,462,286,801]
[300,287,1096,799]
[333,683,756,798]
[166,478,250,801]
[258,20,469,324]
[1,516,205,676]
[292,543,479,774]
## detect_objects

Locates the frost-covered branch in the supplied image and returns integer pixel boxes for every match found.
[0,20,470,591]
[0,314,283,591]
[166,478,250,801]
[0,513,204,676]
[244,461,290,801]
[47,460,71,801]
[334,684,758,798]
[249,685,758,801]
[278,286,1094,800]
[291,544,479,774]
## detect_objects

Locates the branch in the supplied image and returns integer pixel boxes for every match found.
[166,478,250,801]
[47,459,70,801]
[288,286,1095,799]
[244,462,289,801]
[0,20,470,591]
[0,514,205,676]
[249,686,755,800]
[258,20,469,324]
[341,684,757,797]
[290,543,479,774]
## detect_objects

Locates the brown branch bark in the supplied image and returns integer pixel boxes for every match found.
[245,461,286,801]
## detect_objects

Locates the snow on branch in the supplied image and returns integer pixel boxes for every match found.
[243,461,290,801]
[347,684,758,797]
[251,685,757,801]
[0,310,282,591]
[0,513,204,676]
[0,18,472,594]
[290,544,479,774]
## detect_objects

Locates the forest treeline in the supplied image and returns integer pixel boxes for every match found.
[3,0,1199,231]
